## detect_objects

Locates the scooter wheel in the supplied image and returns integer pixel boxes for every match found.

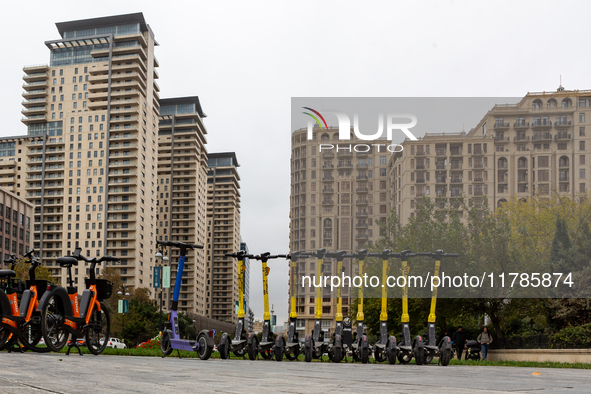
[374,347,386,363]
[361,346,369,364]
[414,344,425,365]
[274,337,285,362]
[219,334,230,360]
[285,345,300,361]
[261,349,273,360]
[397,350,413,364]
[440,348,451,366]
[161,330,173,357]
[425,353,434,365]
[332,346,343,363]
[197,333,212,360]
[247,336,258,361]
[304,342,313,362]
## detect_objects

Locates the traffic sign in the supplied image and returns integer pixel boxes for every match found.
[212,329,217,336]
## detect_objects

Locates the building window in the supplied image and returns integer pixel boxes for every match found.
[580,113,585,123]
[580,127,585,137]
[580,169,586,179]
[581,155,586,165]
[581,141,586,151]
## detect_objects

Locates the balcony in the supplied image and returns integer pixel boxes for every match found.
[532,132,552,141]
[356,163,368,168]
[555,133,571,140]
[356,175,368,180]
[322,200,334,206]
[514,121,530,129]
[435,162,446,170]
[532,120,552,129]
[356,222,368,228]
[514,135,529,142]
[22,89,46,99]
[473,177,484,183]
[22,80,48,90]
[356,212,368,217]
[356,199,368,205]
[450,163,462,170]
[337,163,352,168]
[555,120,571,127]
[21,106,46,116]
[337,151,352,157]
[416,178,425,183]
[494,136,510,143]
[494,122,510,129]
[322,187,334,193]
[415,150,426,156]
[435,148,446,156]
[436,177,446,183]
[450,149,462,156]
[415,164,426,170]
[322,164,334,169]
[356,187,368,193]
[559,176,569,182]
[322,151,334,157]
[451,178,463,183]
[322,176,334,182]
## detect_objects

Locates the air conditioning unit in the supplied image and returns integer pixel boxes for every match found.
[506,148,510,152]
[526,147,530,151]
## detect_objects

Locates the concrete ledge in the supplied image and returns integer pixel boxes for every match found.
[488,349,591,363]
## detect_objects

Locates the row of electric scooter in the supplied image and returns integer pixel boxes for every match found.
[160,245,458,365]
[0,247,117,355]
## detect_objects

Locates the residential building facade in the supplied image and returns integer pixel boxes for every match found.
[206,152,241,323]
[17,13,160,290]
[289,126,392,336]
[390,88,590,225]
[156,96,209,315]
[0,187,34,262]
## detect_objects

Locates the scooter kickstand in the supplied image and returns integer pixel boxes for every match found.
[176,349,181,359]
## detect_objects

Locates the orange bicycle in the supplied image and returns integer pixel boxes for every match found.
[0,250,52,352]
[39,247,116,355]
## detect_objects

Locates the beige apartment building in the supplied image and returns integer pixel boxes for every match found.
[14,13,160,291]
[390,88,590,225]
[289,126,392,336]
[206,152,241,323]
[0,185,34,261]
[156,97,209,315]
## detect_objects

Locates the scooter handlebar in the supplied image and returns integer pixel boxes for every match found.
[157,240,203,249]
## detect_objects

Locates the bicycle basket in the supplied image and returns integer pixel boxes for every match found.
[85,278,113,300]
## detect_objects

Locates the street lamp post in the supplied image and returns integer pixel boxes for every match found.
[117,285,130,340]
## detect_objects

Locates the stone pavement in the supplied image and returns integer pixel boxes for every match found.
[0,352,590,393]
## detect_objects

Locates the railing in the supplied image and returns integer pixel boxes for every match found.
[514,121,529,128]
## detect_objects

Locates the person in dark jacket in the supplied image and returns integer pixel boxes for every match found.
[477,327,493,361]
[452,326,467,360]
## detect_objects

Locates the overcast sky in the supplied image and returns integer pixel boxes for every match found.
[2,0,589,325]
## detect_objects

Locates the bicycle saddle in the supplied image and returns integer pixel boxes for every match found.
[57,256,78,267]
[0,270,16,279]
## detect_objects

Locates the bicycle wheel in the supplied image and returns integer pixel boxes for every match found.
[41,295,69,352]
[0,326,11,350]
[86,303,110,355]
[20,313,51,353]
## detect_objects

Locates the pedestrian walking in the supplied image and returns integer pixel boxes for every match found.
[452,326,466,360]
[477,327,493,361]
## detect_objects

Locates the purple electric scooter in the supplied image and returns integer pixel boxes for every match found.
[157,240,214,360]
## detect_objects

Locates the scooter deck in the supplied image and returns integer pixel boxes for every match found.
[171,339,196,352]
[232,339,246,346]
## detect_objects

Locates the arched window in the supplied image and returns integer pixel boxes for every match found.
[321,133,329,141]
[323,218,332,228]
[497,199,507,208]
[562,98,572,108]
[547,98,557,109]
[498,157,508,169]
[332,133,339,140]
[532,99,543,109]
[518,157,527,168]
[559,156,569,167]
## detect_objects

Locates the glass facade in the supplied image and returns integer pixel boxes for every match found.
[27,121,63,136]
[207,157,234,168]
[159,103,196,115]
[63,23,140,39]
[0,142,15,157]
[50,40,140,67]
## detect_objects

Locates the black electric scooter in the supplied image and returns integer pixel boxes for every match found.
[351,249,371,364]
[416,250,458,366]
[219,250,253,359]
[247,253,288,360]
[303,248,329,362]
[275,251,313,361]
